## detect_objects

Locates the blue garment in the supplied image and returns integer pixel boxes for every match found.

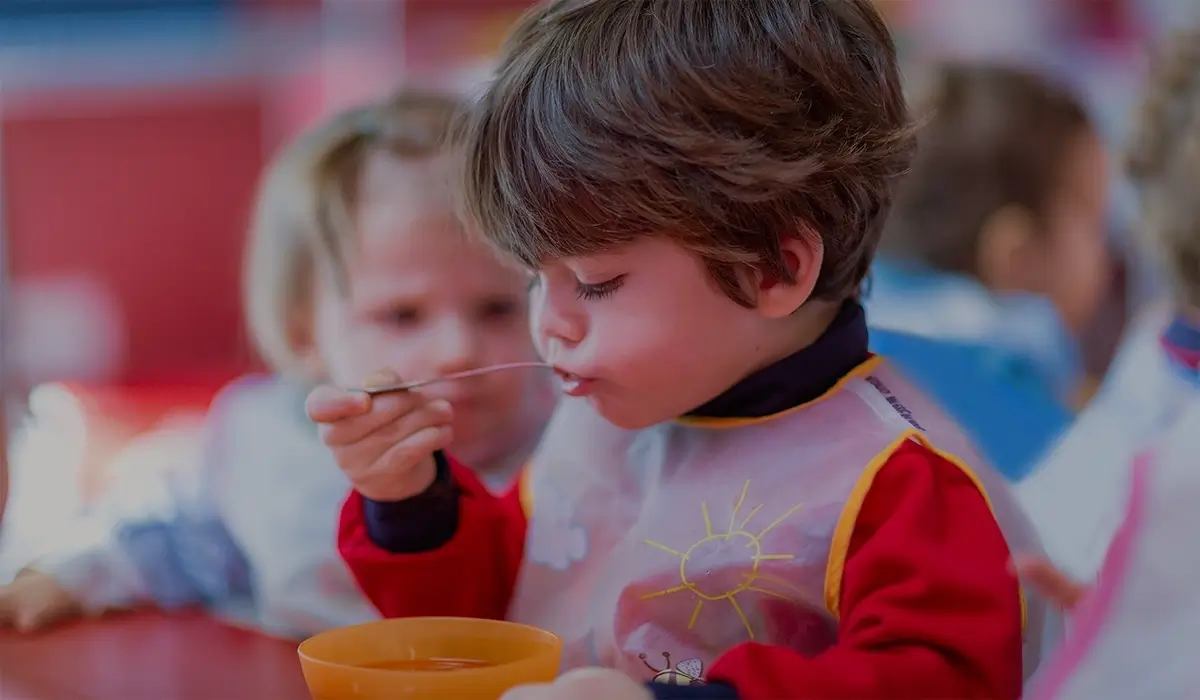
[29,375,379,639]
[1160,316,1200,387]
[866,259,1084,405]
[871,329,1073,481]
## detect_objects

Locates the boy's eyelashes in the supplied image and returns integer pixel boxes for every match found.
[574,274,626,301]
[527,269,625,300]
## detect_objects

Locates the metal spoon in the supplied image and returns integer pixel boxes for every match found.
[361,362,555,396]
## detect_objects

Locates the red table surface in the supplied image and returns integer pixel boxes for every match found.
[0,611,311,699]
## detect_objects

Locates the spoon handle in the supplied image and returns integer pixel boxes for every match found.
[362,362,553,395]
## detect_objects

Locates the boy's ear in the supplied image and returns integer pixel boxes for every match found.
[288,306,327,382]
[977,204,1038,293]
[755,230,824,319]
[295,347,327,383]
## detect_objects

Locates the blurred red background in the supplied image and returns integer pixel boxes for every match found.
[2,85,265,384]
[0,0,1158,388]
[0,0,533,387]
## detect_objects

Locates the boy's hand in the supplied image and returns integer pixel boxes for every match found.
[0,570,83,631]
[1012,555,1088,611]
[502,668,653,700]
[306,369,454,502]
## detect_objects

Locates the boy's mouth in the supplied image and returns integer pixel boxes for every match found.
[553,367,595,397]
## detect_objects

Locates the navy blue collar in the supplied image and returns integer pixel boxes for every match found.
[689,302,869,419]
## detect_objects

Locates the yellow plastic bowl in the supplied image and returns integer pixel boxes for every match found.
[298,617,563,700]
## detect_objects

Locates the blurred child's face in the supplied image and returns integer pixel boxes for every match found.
[312,153,552,466]
[1037,131,1111,333]
[531,237,788,429]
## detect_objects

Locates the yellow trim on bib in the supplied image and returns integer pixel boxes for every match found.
[674,355,884,430]
[821,431,1027,630]
[518,466,535,518]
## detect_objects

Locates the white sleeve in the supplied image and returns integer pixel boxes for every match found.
[29,516,149,613]
[29,415,240,614]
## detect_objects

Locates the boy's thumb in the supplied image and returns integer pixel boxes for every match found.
[305,386,371,423]
[362,368,401,390]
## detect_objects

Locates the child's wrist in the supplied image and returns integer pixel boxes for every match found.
[406,454,440,498]
[393,453,439,501]
[354,453,439,502]
[360,452,459,554]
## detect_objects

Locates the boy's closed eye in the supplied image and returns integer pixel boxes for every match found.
[575,275,625,301]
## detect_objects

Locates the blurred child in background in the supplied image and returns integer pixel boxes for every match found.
[867,63,1110,479]
[1016,35,1200,686]
[0,90,554,636]
[1016,30,1200,585]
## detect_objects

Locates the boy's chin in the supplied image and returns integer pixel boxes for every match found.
[586,396,670,431]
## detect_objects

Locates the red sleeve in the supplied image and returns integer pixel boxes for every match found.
[338,455,528,620]
[708,439,1023,699]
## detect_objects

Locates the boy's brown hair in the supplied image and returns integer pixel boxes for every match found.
[1126,29,1200,309]
[879,63,1092,276]
[456,0,913,306]
[244,89,461,375]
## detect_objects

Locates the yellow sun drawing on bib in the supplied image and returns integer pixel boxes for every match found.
[642,481,804,639]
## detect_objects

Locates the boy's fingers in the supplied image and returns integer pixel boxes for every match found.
[362,368,401,390]
[1012,557,1065,586]
[15,604,60,632]
[388,400,453,442]
[1012,556,1086,608]
[14,606,42,632]
[320,398,452,449]
[1029,569,1085,606]
[353,426,451,500]
[376,424,454,473]
[306,386,371,423]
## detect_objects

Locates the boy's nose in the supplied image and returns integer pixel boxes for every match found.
[432,321,482,374]
[533,303,584,349]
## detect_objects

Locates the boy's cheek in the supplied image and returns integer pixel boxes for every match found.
[528,304,550,360]
[531,332,551,363]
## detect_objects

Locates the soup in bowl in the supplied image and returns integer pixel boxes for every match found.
[298,617,562,700]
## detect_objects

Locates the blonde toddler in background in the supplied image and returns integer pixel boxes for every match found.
[0,90,553,636]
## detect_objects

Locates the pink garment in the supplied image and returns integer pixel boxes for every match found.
[1025,399,1200,699]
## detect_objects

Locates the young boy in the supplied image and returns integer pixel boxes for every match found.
[0,91,552,637]
[309,1,1044,698]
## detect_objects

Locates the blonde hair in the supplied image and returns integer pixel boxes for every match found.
[1127,29,1200,309]
[243,89,463,375]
